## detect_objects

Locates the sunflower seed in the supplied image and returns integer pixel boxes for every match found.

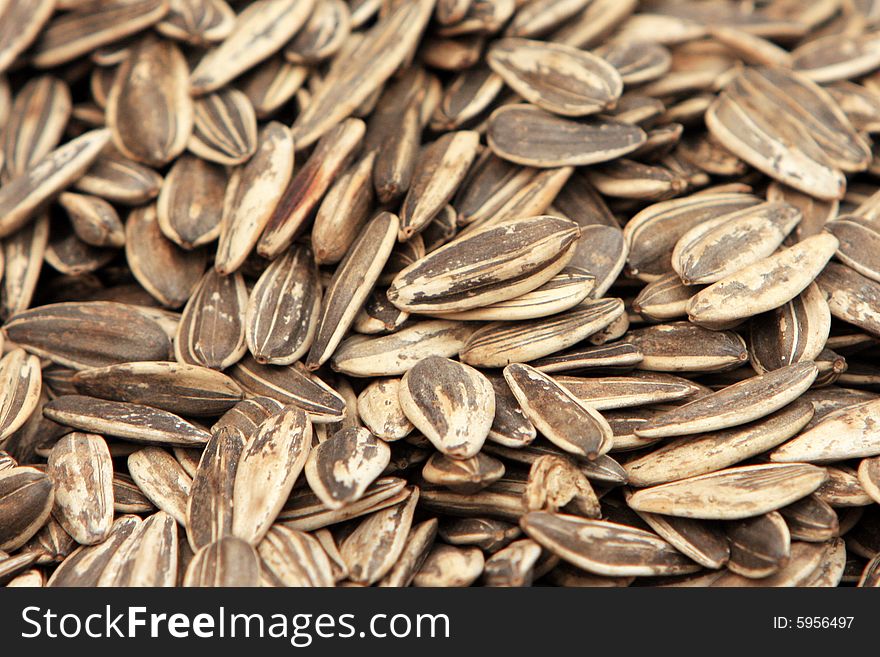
[186,426,243,550]
[399,356,494,459]
[487,104,645,167]
[98,510,178,587]
[635,362,818,439]
[624,400,815,488]
[190,0,315,94]
[356,379,414,442]
[258,118,364,259]
[726,511,791,579]
[628,463,827,520]
[413,544,484,587]
[183,535,260,587]
[423,452,505,494]
[389,215,579,314]
[32,0,169,69]
[460,297,625,368]
[231,406,311,544]
[556,371,703,411]
[45,395,211,447]
[504,364,612,459]
[621,322,747,373]
[125,203,207,309]
[258,525,334,587]
[0,466,54,552]
[46,515,141,587]
[771,398,880,463]
[341,487,419,585]
[126,447,193,524]
[521,512,699,577]
[291,0,434,148]
[306,211,399,369]
[106,36,192,167]
[4,301,172,369]
[188,88,257,166]
[488,38,621,117]
[175,268,248,370]
[672,201,802,285]
[158,0,236,46]
[157,154,227,250]
[0,129,110,239]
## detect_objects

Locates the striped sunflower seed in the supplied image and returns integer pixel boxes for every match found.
[44,395,211,447]
[627,463,827,520]
[186,426,243,550]
[127,448,192,525]
[106,36,192,167]
[305,427,390,509]
[521,512,699,577]
[504,363,612,459]
[189,0,315,95]
[183,536,260,587]
[635,362,818,439]
[487,104,646,167]
[0,466,54,552]
[488,38,622,117]
[399,356,494,459]
[47,432,114,546]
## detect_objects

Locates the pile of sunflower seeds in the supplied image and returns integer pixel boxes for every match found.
[1,0,880,588]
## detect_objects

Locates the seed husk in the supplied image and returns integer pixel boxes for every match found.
[460,297,625,368]
[504,363,612,459]
[400,131,480,240]
[4,301,172,370]
[726,511,791,579]
[624,400,815,488]
[771,398,880,463]
[305,427,390,509]
[245,245,321,366]
[98,510,178,587]
[72,361,242,417]
[126,448,192,525]
[232,406,311,544]
[389,215,580,314]
[557,371,703,411]
[621,322,747,373]
[628,506,730,570]
[47,433,113,546]
[488,38,622,117]
[521,512,699,577]
[423,452,505,495]
[627,463,827,521]
[413,544,485,587]
[331,320,475,377]
[190,0,316,95]
[356,379,414,442]
[175,268,248,371]
[399,356,495,459]
[230,356,345,423]
[106,36,192,168]
[258,118,365,259]
[258,525,334,587]
[291,0,435,148]
[0,466,55,552]
[32,0,169,69]
[46,515,141,587]
[306,211,399,370]
[341,487,419,585]
[188,88,258,166]
[487,104,646,167]
[635,362,818,439]
[183,536,260,587]
[186,426,243,551]
[157,154,227,250]
[672,201,802,285]
[0,129,110,239]
[44,395,211,447]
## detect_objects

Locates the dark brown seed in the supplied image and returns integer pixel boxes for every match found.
[44,395,211,447]
[0,467,54,552]
[3,301,172,369]
[305,427,391,509]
